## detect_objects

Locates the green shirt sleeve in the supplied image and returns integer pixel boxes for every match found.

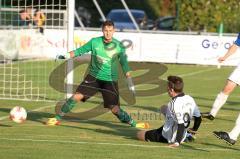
[119,47,131,74]
[73,39,92,57]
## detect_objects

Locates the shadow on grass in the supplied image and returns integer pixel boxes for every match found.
[202,142,240,151]
[0,124,12,127]
[1,108,226,151]
[0,106,139,139]
[0,107,55,124]
[0,108,11,113]
[181,144,209,152]
[194,96,240,111]
[61,119,139,140]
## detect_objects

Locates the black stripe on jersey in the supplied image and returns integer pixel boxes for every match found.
[176,123,185,143]
[170,98,178,121]
[170,98,176,113]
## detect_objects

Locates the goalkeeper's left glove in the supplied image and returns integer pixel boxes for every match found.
[126,77,136,95]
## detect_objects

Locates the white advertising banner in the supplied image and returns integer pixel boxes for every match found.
[0,29,239,66]
[72,31,240,66]
[140,33,239,66]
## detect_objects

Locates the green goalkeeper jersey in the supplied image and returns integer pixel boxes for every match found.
[73,36,130,81]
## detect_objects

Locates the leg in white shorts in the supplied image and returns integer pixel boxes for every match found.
[228,65,240,85]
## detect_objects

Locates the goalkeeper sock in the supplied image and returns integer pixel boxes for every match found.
[55,97,77,120]
[210,92,228,117]
[116,108,135,127]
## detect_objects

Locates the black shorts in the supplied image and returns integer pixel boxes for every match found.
[145,126,168,143]
[76,74,119,108]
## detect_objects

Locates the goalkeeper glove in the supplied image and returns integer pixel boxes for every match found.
[55,52,71,61]
[126,77,136,95]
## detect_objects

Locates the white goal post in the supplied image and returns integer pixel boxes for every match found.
[66,0,74,98]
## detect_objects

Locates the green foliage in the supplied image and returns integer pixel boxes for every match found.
[76,0,239,33]
[178,0,240,33]
[146,0,176,17]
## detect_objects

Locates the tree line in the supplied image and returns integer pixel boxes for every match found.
[2,0,239,33]
[75,0,239,33]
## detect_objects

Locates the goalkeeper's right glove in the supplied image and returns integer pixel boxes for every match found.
[55,52,71,61]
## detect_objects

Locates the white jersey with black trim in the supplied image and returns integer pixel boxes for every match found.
[162,93,201,143]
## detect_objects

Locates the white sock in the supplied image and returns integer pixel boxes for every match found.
[210,92,228,117]
[229,113,240,140]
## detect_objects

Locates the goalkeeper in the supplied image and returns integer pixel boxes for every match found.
[47,20,148,129]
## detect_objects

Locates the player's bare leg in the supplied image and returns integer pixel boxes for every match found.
[137,130,147,141]
[202,80,236,120]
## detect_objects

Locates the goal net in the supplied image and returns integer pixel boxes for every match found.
[0,0,72,101]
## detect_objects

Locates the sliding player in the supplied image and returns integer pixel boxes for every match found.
[137,76,202,147]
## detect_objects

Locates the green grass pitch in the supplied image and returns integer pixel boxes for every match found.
[0,62,240,159]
